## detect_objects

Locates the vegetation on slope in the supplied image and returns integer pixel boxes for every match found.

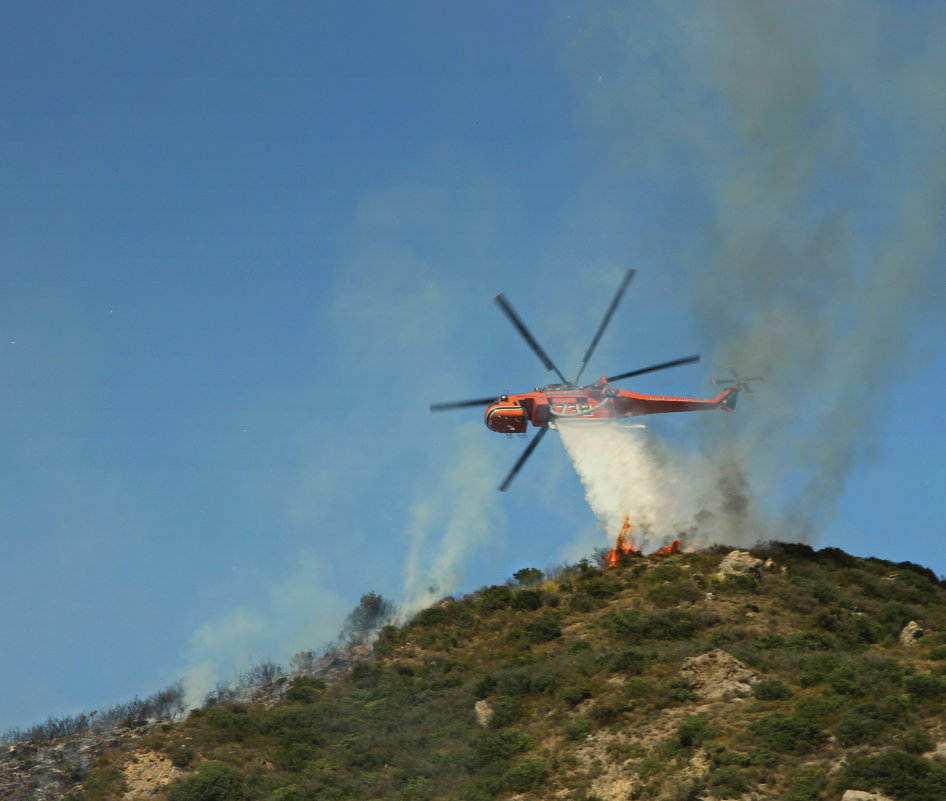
[64,543,946,801]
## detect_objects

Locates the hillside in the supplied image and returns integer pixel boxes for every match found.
[12,541,946,801]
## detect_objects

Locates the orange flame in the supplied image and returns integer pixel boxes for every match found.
[654,539,683,556]
[606,515,639,567]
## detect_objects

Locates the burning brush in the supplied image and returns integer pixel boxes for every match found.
[604,515,684,567]
[606,515,639,567]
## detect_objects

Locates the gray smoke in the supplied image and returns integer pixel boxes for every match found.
[569,0,946,541]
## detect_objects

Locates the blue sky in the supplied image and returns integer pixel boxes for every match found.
[2,1,945,731]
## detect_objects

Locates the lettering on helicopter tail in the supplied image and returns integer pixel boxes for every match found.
[549,398,609,419]
[551,403,592,416]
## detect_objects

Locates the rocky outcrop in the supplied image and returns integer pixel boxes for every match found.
[122,748,186,799]
[680,650,757,700]
[840,790,894,801]
[715,550,764,580]
[899,620,924,647]
[473,699,493,727]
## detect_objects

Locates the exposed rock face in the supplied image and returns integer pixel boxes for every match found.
[715,550,764,580]
[841,790,894,801]
[899,620,924,647]
[122,749,185,799]
[473,699,493,727]
[680,650,757,700]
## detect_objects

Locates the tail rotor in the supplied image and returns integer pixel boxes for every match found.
[712,367,766,409]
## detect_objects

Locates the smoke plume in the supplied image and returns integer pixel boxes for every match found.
[568,1,946,542]
[401,423,506,616]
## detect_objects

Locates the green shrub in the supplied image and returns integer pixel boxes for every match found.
[269,786,302,801]
[488,696,524,728]
[794,695,844,724]
[784,766,826,801]
[825,654,902,697]
[590,698,633,724]
[786,631,834,651]
[749,713,822,753]
[826,665,860,696]
[718,573,758,593]
[674,714,712,749]
[836,749,946,801]
[510,590,543,611]
[411,603,475,629]
[623,677,662,704]
[668,676,696,702]
[796,653,843,686]
[411,606,448,627]
[563,718,592,741]
[475,728,536,764]
[523,610,562,643]
[276,742,318,772]
[503,757,549,792]
[927,645,946,661]
[513,567,544,586]
[752,679,792,701]
[837,704,889,746]
[168,761,244,801]
[472,675,497,700]
[645,564,683,583]
[579,574,623,598]
[878,601,920,631]
[568,594,598,613]
[561,680,592,706]
[609,649,646,674]
[165,742,197,768]
[608,608,697,642]
[206,708,259,743]
[373,624,402,655]
[650,609,699,639]
[495,669,534,697]
[646,582,702,608]
[396,775,432,801]
[903,672,946,701]
[530,670,564,694]
[753,634,784,650]
[285,676,325,704]
[710,765,748,797]
[479,585,512,611]
[898,729,936,755]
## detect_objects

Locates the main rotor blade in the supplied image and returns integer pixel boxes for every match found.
[498,425,549,492]
[430,396,498,412]
[607,354,700,383]
[573,268,636,385]
[494,294,568,385]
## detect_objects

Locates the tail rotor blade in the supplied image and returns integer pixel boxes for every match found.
[607,354,700,383]
[494,294,568,384]
[574,268,636,385]
[498,425,549,492]
[430,396,498,412]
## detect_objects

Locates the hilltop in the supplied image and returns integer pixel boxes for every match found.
[9,541,946,801]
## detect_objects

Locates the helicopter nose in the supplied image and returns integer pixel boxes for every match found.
[485,403,528,433]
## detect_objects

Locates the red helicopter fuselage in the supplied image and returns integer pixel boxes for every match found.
[484,376,738,434]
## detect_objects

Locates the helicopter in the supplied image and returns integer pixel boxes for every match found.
[430,269,762,491]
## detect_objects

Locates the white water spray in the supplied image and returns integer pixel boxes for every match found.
[558,419,763,551]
